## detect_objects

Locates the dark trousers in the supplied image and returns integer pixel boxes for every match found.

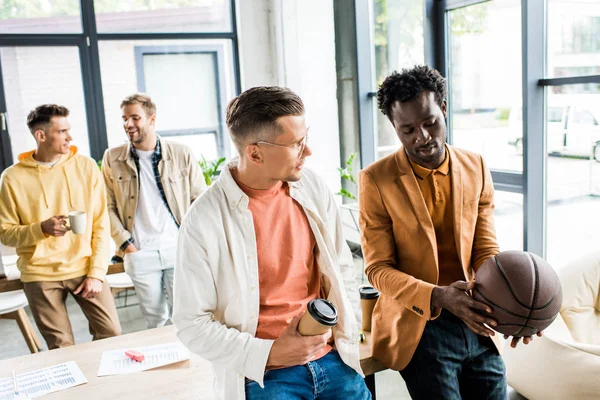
[400,310,507,400]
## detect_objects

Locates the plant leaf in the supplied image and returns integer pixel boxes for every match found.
[338,188,356,200]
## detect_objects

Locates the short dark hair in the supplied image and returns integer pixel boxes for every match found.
[121,93,156,116]
[26,104,70,135]
[226,86,305,149]
[377,65,447,121]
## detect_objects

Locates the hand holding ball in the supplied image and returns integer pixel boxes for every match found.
[472,250,562,337]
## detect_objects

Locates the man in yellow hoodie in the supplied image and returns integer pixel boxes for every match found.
[0,104,121,349]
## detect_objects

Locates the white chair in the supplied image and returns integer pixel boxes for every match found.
[1,252,43,353]
[503,252,600,399]
[106,272,136,307]
[1,254,18,279]
[0,290,42,353]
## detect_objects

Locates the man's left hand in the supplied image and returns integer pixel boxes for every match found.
[73,277,103,299]
[504,331,544,348]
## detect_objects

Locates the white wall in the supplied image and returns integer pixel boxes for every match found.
[236,0,342,195]
[236,0,277,87]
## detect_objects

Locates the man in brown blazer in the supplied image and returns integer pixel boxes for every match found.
[359,66,538,399]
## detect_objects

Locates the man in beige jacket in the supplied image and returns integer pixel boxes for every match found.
[102,93,206,328]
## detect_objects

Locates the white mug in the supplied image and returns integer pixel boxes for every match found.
[68,211,87,234]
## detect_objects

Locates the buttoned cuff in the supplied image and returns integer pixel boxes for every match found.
[243,338,274,388]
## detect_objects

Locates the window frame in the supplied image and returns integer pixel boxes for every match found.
[354,0,600,257]
[134,44,230,158]
[0,0,241,171]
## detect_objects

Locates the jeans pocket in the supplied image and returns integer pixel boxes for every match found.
[244,370,272,387]
[123,251,141,274]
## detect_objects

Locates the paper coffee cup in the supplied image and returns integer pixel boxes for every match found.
[359,286,380,332]
[297,299,338,336]
[68,211,86,234]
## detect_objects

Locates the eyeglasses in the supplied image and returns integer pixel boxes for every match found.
[254,128,310,160]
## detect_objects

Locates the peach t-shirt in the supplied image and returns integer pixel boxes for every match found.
[235,177,331,361]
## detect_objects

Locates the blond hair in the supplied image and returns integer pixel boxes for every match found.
[120,93,156,116]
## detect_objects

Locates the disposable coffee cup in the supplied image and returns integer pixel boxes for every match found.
[68,211,86,234]
[359,286,380,332]
[297,299,338,336]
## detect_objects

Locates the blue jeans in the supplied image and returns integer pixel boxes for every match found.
[245,350,371,400]
[400,310,507,400]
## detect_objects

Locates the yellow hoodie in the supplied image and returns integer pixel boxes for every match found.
[0,147,110,282]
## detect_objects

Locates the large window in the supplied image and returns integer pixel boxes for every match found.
[99,40,235,162]
[545,0,600,267]
[94,0,231,33]
[0,1,82,33]
[446,0,524,253]
[494,192,524,251]
[0,0,240,172]
[357,0,600,262]
[372,0,425,160]
[447,0,522,172]
[0,46,90,156]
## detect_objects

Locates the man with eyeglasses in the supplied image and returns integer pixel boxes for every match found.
[173,86,370,400]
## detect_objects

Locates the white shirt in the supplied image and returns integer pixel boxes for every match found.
[131,149,179,250]
[34,158,60,167]
[173,161,363,400]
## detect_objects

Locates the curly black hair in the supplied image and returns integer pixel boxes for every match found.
[377,65,447,121]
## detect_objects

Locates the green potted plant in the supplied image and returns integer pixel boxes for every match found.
[337,153,362,252]
[337,152,357,200]
[199,155,226,186]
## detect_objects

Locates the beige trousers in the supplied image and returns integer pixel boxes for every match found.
[23,276,121,349]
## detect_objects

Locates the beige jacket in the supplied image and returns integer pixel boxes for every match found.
[102,139,206,256]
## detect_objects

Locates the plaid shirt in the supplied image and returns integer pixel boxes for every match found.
[119,140,178,251]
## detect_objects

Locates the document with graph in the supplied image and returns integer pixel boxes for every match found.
[0,361,87,399]
[97,342,189,376]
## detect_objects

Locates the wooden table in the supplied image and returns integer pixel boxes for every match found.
[0,326,214,399]
[0,260,386,397]
[0,325,386,399]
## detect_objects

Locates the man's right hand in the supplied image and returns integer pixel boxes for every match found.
[41,215,69,237]
[266,311,332,368]
[124,243,138,253]
[431,280,497,337]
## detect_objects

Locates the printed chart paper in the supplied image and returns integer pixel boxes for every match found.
[0,361,87,399]
[97,341,189,376]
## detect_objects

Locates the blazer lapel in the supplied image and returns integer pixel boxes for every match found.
[396,149,438,266]
[449,146,464,268]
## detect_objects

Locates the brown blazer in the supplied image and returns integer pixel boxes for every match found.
[358,145,501,371]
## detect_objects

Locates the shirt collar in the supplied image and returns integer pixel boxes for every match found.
[130,138,161,160]
[220,158,301,209]
[408,145,450,180]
